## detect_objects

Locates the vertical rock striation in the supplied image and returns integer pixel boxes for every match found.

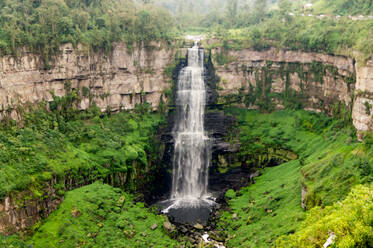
[0,42,177,120]
[210,47,373,137]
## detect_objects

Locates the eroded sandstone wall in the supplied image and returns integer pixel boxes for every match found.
[210,47,373,137]
[0,42,177,120]
[212,48,355,111]
[352,58,373,137]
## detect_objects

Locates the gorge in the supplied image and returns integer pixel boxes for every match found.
[0,0,372,247]
[0,39,373,246]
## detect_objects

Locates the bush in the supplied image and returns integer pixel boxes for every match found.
[276,184,373,248]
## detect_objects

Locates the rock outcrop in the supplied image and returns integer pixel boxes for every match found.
[212,47,355,112]
[0,42,177,120]
[352,58,373,139]
[210,47,373,137]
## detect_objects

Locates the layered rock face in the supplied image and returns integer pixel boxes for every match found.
[212,48,355,112]
[210,48,373,137]
[352,58,373,138]
[0,42,176,119]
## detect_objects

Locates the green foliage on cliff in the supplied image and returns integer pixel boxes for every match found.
[210,17,373,61]
[0,102,165,198]
[0,0,176,61]
[277,184,373,248]
[29,182,181,248]
[219,108,373,247]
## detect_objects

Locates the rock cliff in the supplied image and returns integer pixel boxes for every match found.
[0,42,177,120]
[210,47,373,138]
[352,58,373,138]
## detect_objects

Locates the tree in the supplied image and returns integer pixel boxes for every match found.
[226,0,238,26]
[278,0,292,16]
[253,0,267,23]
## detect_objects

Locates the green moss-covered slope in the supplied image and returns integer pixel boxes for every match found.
[218,160,304,247]
[0,103,165,198]
[277,184,373,248]
[228,108,372,208]
[218,108,373,247]
[28,182,181,248]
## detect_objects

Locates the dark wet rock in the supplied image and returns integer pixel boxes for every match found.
[163,221,176,234]
[193,223,204,230]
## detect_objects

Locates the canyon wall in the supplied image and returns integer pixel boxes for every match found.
[2,42,371,135]
[211,47,373,138]
[0,42,178,120]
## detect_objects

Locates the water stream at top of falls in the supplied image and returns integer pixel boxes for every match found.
[161,41,215,219]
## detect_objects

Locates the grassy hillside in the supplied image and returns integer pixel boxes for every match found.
[218,160,304,247]
[218,108,373,247]
[28,182,182,248]
[276,184,373,248]
[0,182,184,247]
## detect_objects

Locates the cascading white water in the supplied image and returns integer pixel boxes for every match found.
[162,41,214,213]
[171,42,209,200]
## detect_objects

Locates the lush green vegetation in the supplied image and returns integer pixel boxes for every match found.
[311,0,373,15]
[0,97,165,198]
[228,108,372,208]
[0,234,28,248]
[218,160,304,247]
[0,0,176,62]
[212,16,373,61]
[1,0,372,62]
[27,182,182,247]
[277,184,373,248]
[161,0,372,61]
[218,108,373,247]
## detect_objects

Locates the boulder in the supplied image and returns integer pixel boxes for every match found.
[163,221,175,234]
[151,223,158,230]
[193,223,204,230]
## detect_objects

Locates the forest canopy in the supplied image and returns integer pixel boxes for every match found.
[0,0,372,60]
[0,0,176,59]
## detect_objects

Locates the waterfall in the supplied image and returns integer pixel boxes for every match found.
[162,41,214,214]
[171,42,209,200]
